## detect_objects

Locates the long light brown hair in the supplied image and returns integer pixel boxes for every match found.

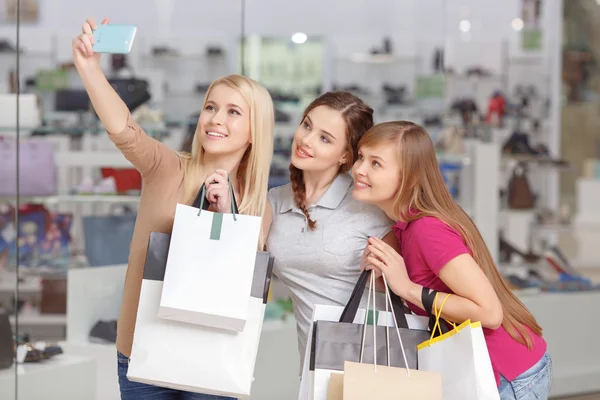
[290,91,374,229]
[359,121,542,348]
[180,75,274,248]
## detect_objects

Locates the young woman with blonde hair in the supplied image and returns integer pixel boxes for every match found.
[353,121,551,399]
[73,17,274,400]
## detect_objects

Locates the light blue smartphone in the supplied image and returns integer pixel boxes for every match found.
[92,24,137,54]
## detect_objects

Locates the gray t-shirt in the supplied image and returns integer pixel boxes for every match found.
[266,173,392,367]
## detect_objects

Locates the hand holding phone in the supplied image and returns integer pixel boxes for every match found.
[72,17,107,70]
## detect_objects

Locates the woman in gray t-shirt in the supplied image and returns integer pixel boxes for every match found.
[263,92,396,367]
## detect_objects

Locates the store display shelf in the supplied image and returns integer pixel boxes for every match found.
[0,280,40,294]
[336,54,418,64]
[436,152,471,165]
[508,54,545,63]
[0,354,96,399]
[58,340,120,399]
[531,223,573,233]
[501,155,572,170]
[511,287,543,296]
[141,53,226,61]
[446,73,504,81]
[9,312,67,326]
[0,194,140,204]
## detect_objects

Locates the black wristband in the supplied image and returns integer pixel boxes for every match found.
[422,287,442,337]
[421,286,438,316]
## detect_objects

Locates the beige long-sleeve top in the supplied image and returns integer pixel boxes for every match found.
[108,114,185,357]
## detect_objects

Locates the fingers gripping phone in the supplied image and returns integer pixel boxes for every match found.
[92,24,137,54]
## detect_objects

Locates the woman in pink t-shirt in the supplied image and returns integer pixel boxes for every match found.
[351,121,552,399]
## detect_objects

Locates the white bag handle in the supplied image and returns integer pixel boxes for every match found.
[358,272,411,376]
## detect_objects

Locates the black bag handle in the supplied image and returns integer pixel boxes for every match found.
[339,270,409,329]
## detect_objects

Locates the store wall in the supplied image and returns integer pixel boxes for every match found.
[0,0,557,59]
[560,1,600,209]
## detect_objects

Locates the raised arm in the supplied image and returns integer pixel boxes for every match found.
[72,17,129,134]
[72,17,180,180]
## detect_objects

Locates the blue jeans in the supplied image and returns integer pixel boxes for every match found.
[117,352,237,400]
[498,352,553,399]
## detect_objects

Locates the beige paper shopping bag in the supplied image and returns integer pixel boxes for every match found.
[327,372,344,400]
[341,273,442,399]
[342,361,442,400]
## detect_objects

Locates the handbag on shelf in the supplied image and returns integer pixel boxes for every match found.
[40,278,67,314]
[108,77,151,112]
[0,138,57,197]
[0,309,13,370]
[100,168,142,194]
[507,162,535,209]
[82,206,137,267]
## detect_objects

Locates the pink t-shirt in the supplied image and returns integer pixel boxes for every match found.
[393,216,547,386]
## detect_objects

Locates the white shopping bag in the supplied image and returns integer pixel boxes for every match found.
[159,185,262,331]
[417,293,500,400]
[128,233,273,399]
[298,271,429,400]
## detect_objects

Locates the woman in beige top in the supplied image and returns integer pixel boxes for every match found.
[72,17,274,399]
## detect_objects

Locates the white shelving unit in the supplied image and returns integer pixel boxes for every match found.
[0,354,96,399]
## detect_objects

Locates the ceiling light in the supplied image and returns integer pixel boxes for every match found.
[512,18,524,31]
[459,20,471,33]
[291,32,307,44]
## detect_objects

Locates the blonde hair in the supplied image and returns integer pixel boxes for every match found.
[179,75,274,248]
[359,121,542,349]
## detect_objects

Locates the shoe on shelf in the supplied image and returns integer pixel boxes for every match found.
[544,246,581,277]
[131,104,164,125]
[151,46,179,57]
[206,46,223,57]
[465,66,492,77]
[436,126,465,154]
[72,177,95,195]
[93,177,117,195]
[535,206,572,226]
[505,274,541,290]
[502,132,537,155]
[499,235,541,264]
[89,320,118,344]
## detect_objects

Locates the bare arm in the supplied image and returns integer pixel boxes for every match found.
[367,238,504,329]
[402,254,504,329]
